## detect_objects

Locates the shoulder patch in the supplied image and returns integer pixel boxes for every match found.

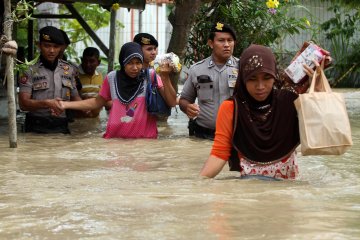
[19,74,29,84]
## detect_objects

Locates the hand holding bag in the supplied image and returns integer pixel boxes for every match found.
[146,69,171,117]
[294,64,353,155]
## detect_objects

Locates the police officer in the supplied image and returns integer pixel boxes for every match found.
[133,33,158,69]
[133,33,177,116]
[179,22,239,139]
[18,26,82,134]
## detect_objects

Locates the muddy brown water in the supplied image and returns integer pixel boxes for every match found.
[0,89,359,239]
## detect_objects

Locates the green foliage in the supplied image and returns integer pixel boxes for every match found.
[11,0,35,23]
[185,0,309,66]
[59,3,111,61]
[14,54,39,75]
[320,3,360,87]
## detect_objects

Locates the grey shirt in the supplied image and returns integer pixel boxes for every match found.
[180,55,239,129]
[19,59,79,118]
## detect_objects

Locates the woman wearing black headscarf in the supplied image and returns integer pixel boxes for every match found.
[60,42,176,138]
[200,44,326,179]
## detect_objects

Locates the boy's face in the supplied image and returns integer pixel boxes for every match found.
[141,45,157,65]
[81,55,100,75]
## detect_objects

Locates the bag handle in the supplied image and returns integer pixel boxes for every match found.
[309,59,332,93]
[147,69,158,88]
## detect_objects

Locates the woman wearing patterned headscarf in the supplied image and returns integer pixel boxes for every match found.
[60,42,176,138]
[200,44,324,180]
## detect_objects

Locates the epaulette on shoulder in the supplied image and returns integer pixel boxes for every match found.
[59,59,70,66]
[59,59,79,70]
[190,59,206,69]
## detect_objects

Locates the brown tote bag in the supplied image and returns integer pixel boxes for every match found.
[294,65,353,155]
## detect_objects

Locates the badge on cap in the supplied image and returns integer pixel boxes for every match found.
[215,22,224,31]
[141,37,151,45]
[42,34,51,41]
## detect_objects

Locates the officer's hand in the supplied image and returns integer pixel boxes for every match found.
[186,103,200,119]
[48,99,64,116]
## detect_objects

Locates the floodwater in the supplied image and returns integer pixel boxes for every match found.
[0,89,359,240]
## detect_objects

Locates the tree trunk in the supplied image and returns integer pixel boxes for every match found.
[167,0,204,59]
[167,0,205,91]
[4,0,17,148]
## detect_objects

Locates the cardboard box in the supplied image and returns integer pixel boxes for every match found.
[285,43,325,83]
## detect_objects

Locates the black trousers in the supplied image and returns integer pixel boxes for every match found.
[25,114,70,134]
[188,119,215,140]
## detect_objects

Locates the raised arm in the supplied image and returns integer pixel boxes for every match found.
[157,63,177,107]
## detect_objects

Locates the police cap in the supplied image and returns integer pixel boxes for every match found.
[39,26,65,45]
[210,22,237,41]
[133,33,158,47]
[60,29,71,45]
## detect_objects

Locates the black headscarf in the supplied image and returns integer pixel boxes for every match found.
[232,44,300,163]
[115,42,145,104]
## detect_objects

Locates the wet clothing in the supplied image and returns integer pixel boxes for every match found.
[233,44,300,163]
[210,100,299,180]
[19,58,79,133]
[188,119,215,140]
[180,55,239,133]
[24,114,70,134]
[99,69,163,138]
[209,45,303,180]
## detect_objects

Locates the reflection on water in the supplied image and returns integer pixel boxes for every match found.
[0,90,360,239]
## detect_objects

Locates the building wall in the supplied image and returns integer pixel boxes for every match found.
[280,0,359,52]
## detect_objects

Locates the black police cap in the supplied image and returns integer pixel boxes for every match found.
[60,29,71,45]
[133,33,158,47]
[210,22,237,41]
[39,26,65,45]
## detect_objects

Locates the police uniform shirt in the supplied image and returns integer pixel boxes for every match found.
[180,55,239,130]
[19,59,79,118]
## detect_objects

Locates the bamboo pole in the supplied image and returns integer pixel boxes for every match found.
[4,0,17,148]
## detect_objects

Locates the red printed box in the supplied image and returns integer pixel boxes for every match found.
[285,43,325,83]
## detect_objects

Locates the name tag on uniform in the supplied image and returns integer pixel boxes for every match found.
[33,75,47,82]
[61,78,73,89]
[33,81,48,90]
[61,75,72,81]
[228,68,238,88]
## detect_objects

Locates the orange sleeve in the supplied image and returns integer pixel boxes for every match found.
[210,100,234,161]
